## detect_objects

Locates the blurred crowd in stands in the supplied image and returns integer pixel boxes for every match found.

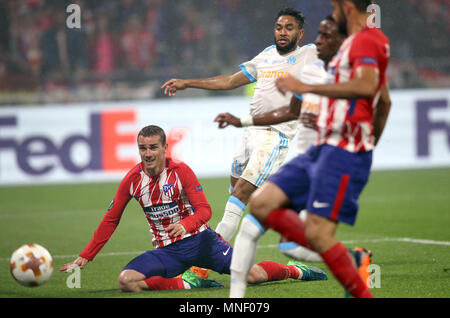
[0,0,449,105]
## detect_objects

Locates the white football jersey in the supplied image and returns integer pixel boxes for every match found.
[240,44,320,139]
[293,61,328,154]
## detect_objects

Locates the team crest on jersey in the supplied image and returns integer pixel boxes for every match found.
[194,185,203,192]
[162,183,174,197]
[286,56,296,64]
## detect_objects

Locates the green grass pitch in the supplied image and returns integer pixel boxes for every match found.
[1,168,449,298]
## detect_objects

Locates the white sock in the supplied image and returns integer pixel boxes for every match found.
[278,209,322,262]
[279,242,323,262]
[229,215,265,298]
[278,210,323,262]
[215,195,246,241]
[183,281,191,289]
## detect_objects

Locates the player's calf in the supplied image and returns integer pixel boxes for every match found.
[304,213,338,253]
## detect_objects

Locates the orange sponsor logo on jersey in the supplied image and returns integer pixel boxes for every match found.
[257,70,290,80]
[302,100,320,114]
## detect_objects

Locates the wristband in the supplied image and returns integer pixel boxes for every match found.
[240,115,254,127]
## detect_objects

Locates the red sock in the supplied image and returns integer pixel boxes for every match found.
[265,209,311,249]
[258,260,300,281]
[320,242,373,298]
[144,276,185,290]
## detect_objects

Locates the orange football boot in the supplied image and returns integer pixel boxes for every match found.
[352,247,373,287]
[190,266,211,279]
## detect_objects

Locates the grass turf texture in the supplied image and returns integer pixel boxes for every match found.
[1,168,449,298]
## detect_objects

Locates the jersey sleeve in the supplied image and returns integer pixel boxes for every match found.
[303,44,320,65]
[294,61,325,101]
[176,163,212,233]
[239,45,274,83]
[349,32,389,84]
[79,173,132,261]
[300,62,326,83]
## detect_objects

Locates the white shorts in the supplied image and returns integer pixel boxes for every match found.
[295,125,317,155]
[231,127,290,187]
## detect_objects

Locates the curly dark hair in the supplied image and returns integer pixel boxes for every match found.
[275,8,305,29]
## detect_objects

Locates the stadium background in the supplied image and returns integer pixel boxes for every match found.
[0,0,449,104]
[0,0,449,299]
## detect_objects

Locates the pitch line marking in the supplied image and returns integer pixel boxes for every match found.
[1,237,449,262]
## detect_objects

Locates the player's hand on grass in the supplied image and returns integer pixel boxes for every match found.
[167,223,187,238]
[276,75,309,95]
[60,256,89,272]
[161,79,187,96]
[214,112,241,129]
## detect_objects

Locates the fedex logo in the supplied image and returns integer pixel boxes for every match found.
[416,99,450,157]
[0,110,138,175]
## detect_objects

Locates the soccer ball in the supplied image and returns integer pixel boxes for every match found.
[10,244,53,287]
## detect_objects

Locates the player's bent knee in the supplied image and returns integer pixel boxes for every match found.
[118,271,132,291]
[118,270,143,292]
[231,179,256,203]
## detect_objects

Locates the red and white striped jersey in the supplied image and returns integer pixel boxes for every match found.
[80,158,211,260]
[317,27,390,152]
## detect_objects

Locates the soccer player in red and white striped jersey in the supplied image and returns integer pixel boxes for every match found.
[229,0,391,298]
[60,125,327,292]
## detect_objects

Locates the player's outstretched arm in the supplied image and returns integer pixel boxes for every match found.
[161,71,250,96]
[276,66,380,100]
[59,178,132,271]
[60,256,89,272]
[373,83,391,146]
[214,97,301,129]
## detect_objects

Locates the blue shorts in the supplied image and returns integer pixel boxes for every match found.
[122,228,232,278]
[268,144,372,225]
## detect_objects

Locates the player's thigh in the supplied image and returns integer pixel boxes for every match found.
[122,248,185,278]
[194,229,233,274]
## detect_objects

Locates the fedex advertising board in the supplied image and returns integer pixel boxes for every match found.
[0,90,449,186]
[0,97,247,185]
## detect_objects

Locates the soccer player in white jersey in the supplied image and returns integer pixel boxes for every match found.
[215,15,345,263]
[216,15,391,268]
[229,0,391,298]
[161,9,320,277]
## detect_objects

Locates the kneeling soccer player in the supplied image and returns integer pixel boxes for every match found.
[60,125,327,292]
